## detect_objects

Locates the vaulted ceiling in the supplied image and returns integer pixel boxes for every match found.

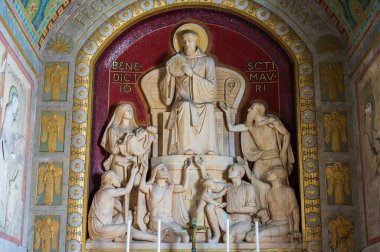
[4,0,380,51]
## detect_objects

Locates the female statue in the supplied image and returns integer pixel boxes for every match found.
[100,103,139,181]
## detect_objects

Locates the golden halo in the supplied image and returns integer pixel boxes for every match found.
[173,23,209,53]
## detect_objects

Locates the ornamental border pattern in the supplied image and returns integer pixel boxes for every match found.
[66,1,321,251]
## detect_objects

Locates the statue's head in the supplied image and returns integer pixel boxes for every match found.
[228,163,245,179]
[101,170,121,188]
[247,102,266,120]
[203,178,215,190]
[181,30,199,56]
[156,163,169,179]
[110,103,138,128]
[266,166,288,183]
[148,162,170,184]
[120,103,134,120]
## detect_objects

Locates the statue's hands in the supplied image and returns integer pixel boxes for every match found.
[141,160,149,171]
[165,61,171,75]
[216,202,227,208]
[292,231,302,240]
[147,126,158,134]
[280,150,287,166]
[223,184,231,191]
[237,156,249,169]
[193,155,204,168]
[236,156,245,165]
[218,101,229,113]
[182,65,193,77]
[148,132,158,143]
[226,205,235,213]
[184,158,192,169]
[221,187,229,194]
[131,164,139,176]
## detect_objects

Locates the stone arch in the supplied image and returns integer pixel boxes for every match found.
[66,2,321,251]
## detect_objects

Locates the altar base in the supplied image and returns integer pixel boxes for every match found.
[85,240,303,251]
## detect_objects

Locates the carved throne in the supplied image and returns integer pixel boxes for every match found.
[141,66,246,157]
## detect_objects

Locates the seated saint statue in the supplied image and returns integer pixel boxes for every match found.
[138,161,191,243]
[160,23,217,155]
[88,166,158,242]
[220,101,294,181]
[244,165,301,243]
[194,158,257,243]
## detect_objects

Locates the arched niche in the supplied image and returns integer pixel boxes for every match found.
[66,2,321,252]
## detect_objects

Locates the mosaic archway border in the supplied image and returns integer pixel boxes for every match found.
[67,1,320,251]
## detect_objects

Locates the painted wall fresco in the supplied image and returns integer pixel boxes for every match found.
[36,162,63,205]
[325,162,352,205]
[43,62,68,101]
[0,31,33,244]
[320,62,345,101]
[316,0,379,46]
[357,53,380,243]
[33,215,60,252]
[3,0,379,51]
[39,110,65,152]
[328,216,354,252]
[0,1,40,74]
[8,0,73,45]
[323,111,348,152]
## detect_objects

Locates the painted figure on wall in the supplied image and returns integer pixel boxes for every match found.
[328,216,354,252]
[37,163,63,205]
[40,111,65,152]
[323,112,348,152]
[34,216,60,252]
[0,33,32,243]
[320,62,345,101]
[326,162,351,205]
[358,57,380,241]
[160,23,217,155]
[0,86,19,162]
[5,135,24,234]
[364,98,380,174]
[44,63,68,101]
[0,86,24,231]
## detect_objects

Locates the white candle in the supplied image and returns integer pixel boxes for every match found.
[126,219,131,252]
[157,219,161,252]
[255,220,260,252]
[226,219,230,252]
